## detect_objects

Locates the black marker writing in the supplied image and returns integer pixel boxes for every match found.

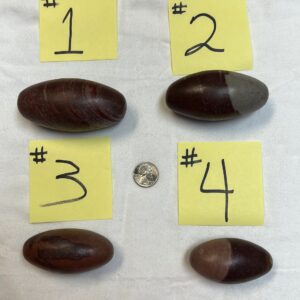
[180,147,202,168]
[30,146,48,164]
[200,159,234,222]
[41,159,87,207]
[55,8,84,55]
[172,2,187,15]
[43,0,58,8]
[185,13,224,56]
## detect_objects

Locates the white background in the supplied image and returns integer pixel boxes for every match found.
[0,0,300,299]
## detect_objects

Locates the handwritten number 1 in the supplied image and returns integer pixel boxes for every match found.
[200,159,234,222]
[185,13,224,56]
[54,8,84,55]
[41,160,87,207]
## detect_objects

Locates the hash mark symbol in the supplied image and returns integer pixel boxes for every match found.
[172,2,187,15]
[43,0,58,8]
[180,147,202,168]
[30,146,48,164]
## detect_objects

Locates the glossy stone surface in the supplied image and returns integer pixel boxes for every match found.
[190,238,273,284]
[23,229,114,273]
[166,70,269,121]
[18,79,127,132]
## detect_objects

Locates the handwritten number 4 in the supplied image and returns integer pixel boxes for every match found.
[185,13,224,56]
[200,159,234,222]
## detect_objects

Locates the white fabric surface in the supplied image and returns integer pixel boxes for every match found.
[0,0,300,299]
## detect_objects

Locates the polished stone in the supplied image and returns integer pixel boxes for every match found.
[18,79,127,132]
[23,229,114,273]
[190,238,273,283]
[166,70,269,121]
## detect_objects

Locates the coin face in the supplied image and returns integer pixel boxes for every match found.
[133,162,159,188]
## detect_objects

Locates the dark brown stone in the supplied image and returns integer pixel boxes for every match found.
[23,229,114,273]
[18,79,127,132]
[190,238,273,284]
[166,70,269,121]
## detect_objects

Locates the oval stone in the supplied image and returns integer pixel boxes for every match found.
[166,70,269,121]
[23,229,114,273]
[18,79,127,132]
[190,238,273,284]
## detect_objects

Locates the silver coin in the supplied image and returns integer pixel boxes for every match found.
[133,162,159,188]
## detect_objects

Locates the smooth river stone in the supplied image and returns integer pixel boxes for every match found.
[190,238,273,284]
[166,70,269,121]
[18,79,127,132]
[23,229,114,273]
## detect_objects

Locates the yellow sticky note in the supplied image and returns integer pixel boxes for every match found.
[39,0,117,62]
[29,137,112,223]
[178,142,264,226]
[168,0,253,75]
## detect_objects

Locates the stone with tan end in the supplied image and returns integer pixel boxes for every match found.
[190,238,273,284]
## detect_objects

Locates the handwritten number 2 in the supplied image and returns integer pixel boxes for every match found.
[185,13,224,56]
[41,160,87,207]
[200,159,234,222]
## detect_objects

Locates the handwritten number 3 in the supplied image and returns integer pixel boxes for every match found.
[41,160,87,207]
[185,13,224,56]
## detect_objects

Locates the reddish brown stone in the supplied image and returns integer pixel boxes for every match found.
[18,79,127,132]
[190,238,273,283]
[23,229,114,273]
[166,70,269,121]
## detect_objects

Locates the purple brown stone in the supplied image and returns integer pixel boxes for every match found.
[18,79,127,132]
[190,238,273,284]
[23,229,114,273]
[166,70,269,121]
